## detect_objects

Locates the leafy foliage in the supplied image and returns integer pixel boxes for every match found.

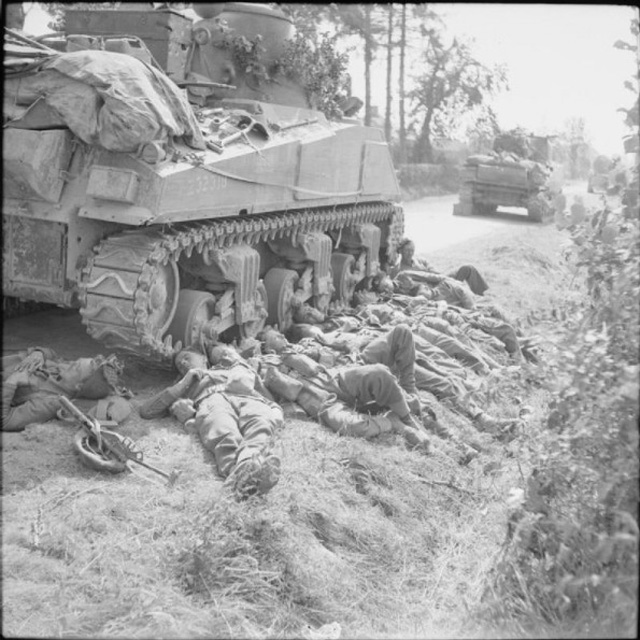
[409,32,507,162]
[218,25,270,83]
[276,31,351,120]
[37,2,120,32]
[488,200,639,632]
[483,15,640,634]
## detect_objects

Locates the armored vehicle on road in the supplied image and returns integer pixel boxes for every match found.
[4,3,403,361]
[454,134,559,222]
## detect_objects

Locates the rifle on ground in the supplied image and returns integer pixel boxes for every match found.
[59,396,179,486]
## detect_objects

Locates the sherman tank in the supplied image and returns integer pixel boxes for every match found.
[453,134,561,223]
[3,3,403,361]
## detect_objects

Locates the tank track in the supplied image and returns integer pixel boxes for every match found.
[79,202,404,361]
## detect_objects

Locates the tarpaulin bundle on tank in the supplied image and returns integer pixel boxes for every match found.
[4,39,205,153]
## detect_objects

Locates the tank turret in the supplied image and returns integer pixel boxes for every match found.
[185,3,308,108]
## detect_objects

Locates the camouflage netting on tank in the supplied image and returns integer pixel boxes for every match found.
[5,47,205,153]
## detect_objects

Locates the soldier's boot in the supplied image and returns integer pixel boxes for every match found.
[226,445,281,500]
[263,367,303,402]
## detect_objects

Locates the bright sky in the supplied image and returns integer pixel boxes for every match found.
[348,3,637,156]
[439,3,638,155]
[22,3,639,155]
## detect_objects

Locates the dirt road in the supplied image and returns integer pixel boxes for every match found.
[403,180,594,254]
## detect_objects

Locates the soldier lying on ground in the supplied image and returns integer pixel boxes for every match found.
[390,271,526,363]
[288,317,520,441]
[356,299,502,373]
[2,347,131,432]
[254,328,432,453]
[138,346,282,500]
[390,238,489,297]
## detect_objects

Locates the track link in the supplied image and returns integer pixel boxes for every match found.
[78,202,404,361]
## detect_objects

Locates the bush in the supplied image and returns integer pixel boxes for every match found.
[481,196,640,636]
[397,163,461,200]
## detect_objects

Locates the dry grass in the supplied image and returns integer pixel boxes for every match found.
[2,217,582,639]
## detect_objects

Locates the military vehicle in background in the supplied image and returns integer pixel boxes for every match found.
[453,133,561,223]
[3,3,403,361]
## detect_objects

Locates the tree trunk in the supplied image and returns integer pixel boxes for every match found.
[6,3,26,30]
[384,4,394,142]
[364,4,372,127]
[417,111,434,163]
[398,4,407,163]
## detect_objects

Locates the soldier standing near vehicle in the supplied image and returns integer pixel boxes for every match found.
[139,346,282,499]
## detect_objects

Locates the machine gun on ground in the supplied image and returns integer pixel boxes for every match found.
[59,396,179,486]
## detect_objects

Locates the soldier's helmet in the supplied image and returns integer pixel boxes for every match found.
[73,428,128,474]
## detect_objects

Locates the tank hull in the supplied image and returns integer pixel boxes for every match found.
[3,6,404,360]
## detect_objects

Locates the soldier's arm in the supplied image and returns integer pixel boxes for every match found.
[139,370,202,419]
[253,375,275,402]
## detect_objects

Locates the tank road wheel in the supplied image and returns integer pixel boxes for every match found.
[145,260,181,337]
[240,282,269,339]
[167,289,217,350]
[331,253,357,306]
[264,268,299,332]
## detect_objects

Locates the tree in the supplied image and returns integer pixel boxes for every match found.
[6,2,26,30]
[34,2,120,31]
[464,104,500,155]
[408,31,507,163]
[384,4,394,141]
[397,3,408,163]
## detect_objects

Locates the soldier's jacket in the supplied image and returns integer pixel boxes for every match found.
[289,323,418,397]
[139,361,275,420]
[2,348,121,431]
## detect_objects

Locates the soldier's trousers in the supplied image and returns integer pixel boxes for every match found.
[416,325,489,373]
[332,363,412,419]
[415,363,467,403]
[450,265,488,296]
[360,324,417,395]
[194,392,283,477]
[471,319,522,357]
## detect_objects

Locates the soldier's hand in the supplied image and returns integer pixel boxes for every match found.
[15,350,45,374]
[180,369,205,387]
[170,398,196,424]
[406,394,422,416]
[7,370,31,387]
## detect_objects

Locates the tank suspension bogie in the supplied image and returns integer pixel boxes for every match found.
[167,289,217,352]
[264,268,299,332]
[266,231,334,310]
[333,224,382,278]
[78,202,404,360]
[331,253,358,307]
